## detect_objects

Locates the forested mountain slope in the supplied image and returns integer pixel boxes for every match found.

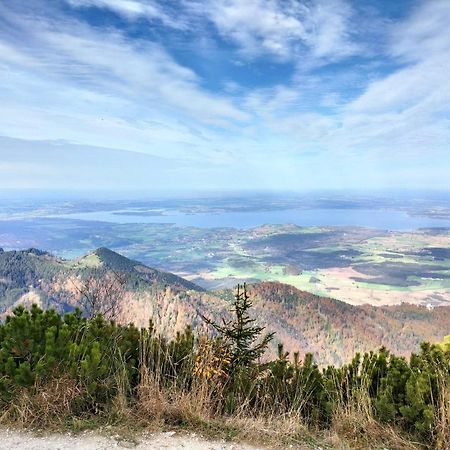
[236,282,450,365]
[0,248,449,365]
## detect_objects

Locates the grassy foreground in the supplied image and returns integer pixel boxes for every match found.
[0,293,449,449]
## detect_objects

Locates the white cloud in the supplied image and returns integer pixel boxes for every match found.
[82,0,362,64]
[349,1,450,116]
[189,0,360,63]
[66,0,185,29]
[390,0,450,63]
[245,0,450,164]
[0,3,250,161]
[338,0,450,158]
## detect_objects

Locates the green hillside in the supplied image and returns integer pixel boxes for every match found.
[0,247,202,314]
[75,247,203,291]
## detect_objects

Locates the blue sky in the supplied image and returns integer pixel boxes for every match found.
[0,0,449,191]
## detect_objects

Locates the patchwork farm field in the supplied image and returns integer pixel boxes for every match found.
[189,226,450,305]
[0,212,449,306]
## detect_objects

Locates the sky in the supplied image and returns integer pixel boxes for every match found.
[0,0,449,192]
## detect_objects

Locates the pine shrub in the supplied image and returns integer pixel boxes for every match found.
[0,293,449,448]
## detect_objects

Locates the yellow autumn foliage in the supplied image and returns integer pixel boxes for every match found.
[193,336,231,381]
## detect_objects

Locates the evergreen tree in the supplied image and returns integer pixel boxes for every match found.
[202,283,274,369]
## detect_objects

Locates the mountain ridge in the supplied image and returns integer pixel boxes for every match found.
[75,246,204,292]
[1,247,449,365]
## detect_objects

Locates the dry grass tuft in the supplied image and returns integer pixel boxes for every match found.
[136,371,221,426]
[135,375,169,422]
[331,410,422,450]
[1,376,81,427]
[434,372,450,450]
[220,414,313,449]
[329,372,422,450]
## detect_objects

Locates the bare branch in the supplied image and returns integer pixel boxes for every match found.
[72,269,127,320]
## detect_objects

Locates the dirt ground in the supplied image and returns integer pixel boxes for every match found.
[0,428,265,450]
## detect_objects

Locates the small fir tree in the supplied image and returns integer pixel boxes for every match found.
[202,283,274,369]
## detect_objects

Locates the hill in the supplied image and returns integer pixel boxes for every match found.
[235,282,450,365]
[0,248,214,337]
[1,248,450,365]
[72,247,202,291]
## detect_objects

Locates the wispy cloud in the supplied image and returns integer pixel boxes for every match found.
[0,2,249,161]
[66,0,362,63]
[67,0,186,29]
[341,0,450,157]
[188,0,360,63]
[0,0,448,190]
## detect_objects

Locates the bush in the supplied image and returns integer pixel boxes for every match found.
[0,299,449,448]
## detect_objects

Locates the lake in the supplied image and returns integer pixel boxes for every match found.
[48,207,450,231]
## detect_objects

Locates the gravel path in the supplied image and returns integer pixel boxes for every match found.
[0,428,264,450]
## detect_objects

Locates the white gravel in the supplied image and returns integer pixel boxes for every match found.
[0,428,264,450]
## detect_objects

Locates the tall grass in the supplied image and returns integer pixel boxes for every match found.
[0,305,449,449]
[433,369,450,449]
